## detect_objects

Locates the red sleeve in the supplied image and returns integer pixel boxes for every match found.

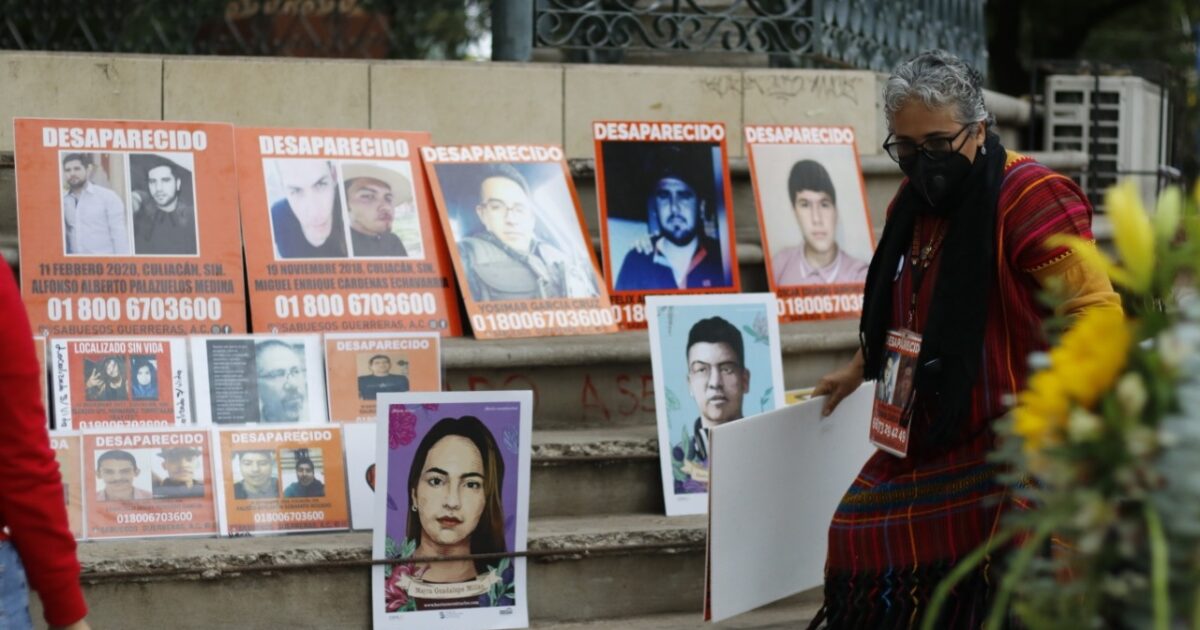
[0,265,87,626]
[1001,163,1096,272]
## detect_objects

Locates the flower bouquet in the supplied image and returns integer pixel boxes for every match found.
[923,181,1200,630]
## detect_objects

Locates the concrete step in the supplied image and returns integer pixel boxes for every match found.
[445,320,858,429]
[532,426,660,517]
[531,589,822,629]
[61,513,718,628]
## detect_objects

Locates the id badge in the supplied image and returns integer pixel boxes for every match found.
[869,328,922,458]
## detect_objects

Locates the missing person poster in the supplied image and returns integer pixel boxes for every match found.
[422,144,616,339]
[234,127,461,336]
[190,334,328,425]
[213,426,350,535]
[81,428,218,539]
[324,332,442,424]
[52,432,85,539]
[49,337,191,431]
[646,293,785,516]
[594,121,741,330]
[371,391,532,630]
[745,125,875,322]
[344,422,377,530]
[14,118,246,336]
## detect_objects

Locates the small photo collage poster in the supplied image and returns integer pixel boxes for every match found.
[371,391,532,630]
[49,336,191,430]
[82,427,218,539]
[213,425,349,535]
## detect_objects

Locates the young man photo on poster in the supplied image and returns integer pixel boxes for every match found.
[95,450,152,501]
[283,452,326,498]
[153,447,206,499]
[457,164,598,302]
[614,144,727,291]
[267,159,348,259]
[771,160,868,285]
[61,152,129,255]
[358,354,410,401]
[343,162,414,258]
[130,153,198,256]
[233,450,280,500]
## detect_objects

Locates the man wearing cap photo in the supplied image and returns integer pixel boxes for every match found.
[614,144,728,291]
[771,159,869,285]
[268,159,348,259]
[131,153,198,255]
[283,455,326,498]
[95,450,152,501]
[343,162,414,257]
[153,446,205,499]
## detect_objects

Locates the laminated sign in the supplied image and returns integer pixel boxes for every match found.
[324,332,442,424]
[15,118,246,336]
[422,144,616,339]
[49,337,191,430]
[593,121,741,330]
[214,426,350,535]
[82,428,218,539]
[51,432,85,539]
[371,392,532,630]
[234,127,461,336]
[744,125,875,322]
[190,334,328,425]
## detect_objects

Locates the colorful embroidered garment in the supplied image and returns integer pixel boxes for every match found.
[810,153,1114,629]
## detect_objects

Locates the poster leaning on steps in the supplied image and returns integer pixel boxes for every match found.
[372,390,532,630]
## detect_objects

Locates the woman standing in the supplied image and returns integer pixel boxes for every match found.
[0,264,89,629]
[810,50,1120,627]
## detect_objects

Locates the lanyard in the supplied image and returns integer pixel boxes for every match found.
[906,220,947,328]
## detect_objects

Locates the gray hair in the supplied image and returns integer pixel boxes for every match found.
[883,50,994,132]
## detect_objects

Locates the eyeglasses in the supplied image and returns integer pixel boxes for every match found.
[688,363,740,380]
[882,123,975,163]
[259,366,306,382]
[479,199,530,217]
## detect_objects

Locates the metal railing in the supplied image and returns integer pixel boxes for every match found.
[529,0,987,74]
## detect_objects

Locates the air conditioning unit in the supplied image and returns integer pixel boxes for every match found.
[1044,74,1168,211]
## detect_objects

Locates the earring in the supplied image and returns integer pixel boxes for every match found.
[980,144,987,156]
[411,504,417,512]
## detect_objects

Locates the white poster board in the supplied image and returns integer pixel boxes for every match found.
[705,383,875,622]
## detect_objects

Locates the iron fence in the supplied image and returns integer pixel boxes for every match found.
[532,0,987,74]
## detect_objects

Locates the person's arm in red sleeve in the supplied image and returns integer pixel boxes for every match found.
[0,264,89,628]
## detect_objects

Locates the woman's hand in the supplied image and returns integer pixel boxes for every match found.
[812,349,866,416]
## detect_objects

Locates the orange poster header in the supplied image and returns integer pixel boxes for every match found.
[421,144,565,164]
[594,121,726,143]
[744,125,856,146]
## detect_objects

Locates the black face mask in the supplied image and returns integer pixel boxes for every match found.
[899,150,975,214]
